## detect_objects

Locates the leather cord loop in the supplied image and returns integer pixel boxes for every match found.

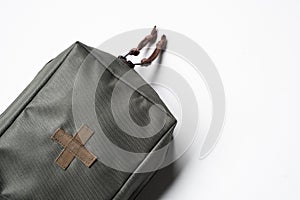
[126,26,157,57]
[120,26,167,68]
[140,34,167,66]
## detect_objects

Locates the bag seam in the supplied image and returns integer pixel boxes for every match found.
[111,122,177,200]
[0,43,76,139]
[79,43,173,117]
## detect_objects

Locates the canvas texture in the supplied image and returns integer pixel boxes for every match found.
[0,42,177,200]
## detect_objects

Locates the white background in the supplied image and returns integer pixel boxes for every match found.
[1,0,300,199]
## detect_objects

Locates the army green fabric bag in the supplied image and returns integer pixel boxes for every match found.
[0,39,176,199]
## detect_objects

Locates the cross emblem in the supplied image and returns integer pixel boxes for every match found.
[51,125,97,170]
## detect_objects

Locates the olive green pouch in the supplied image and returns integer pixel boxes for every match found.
[0,41,176,200]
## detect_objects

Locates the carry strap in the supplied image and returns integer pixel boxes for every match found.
[139,35,167,66]
[119,26,167,68]
[126,26,157,57]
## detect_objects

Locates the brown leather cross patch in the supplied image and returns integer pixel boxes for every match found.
[51,125,97,170]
